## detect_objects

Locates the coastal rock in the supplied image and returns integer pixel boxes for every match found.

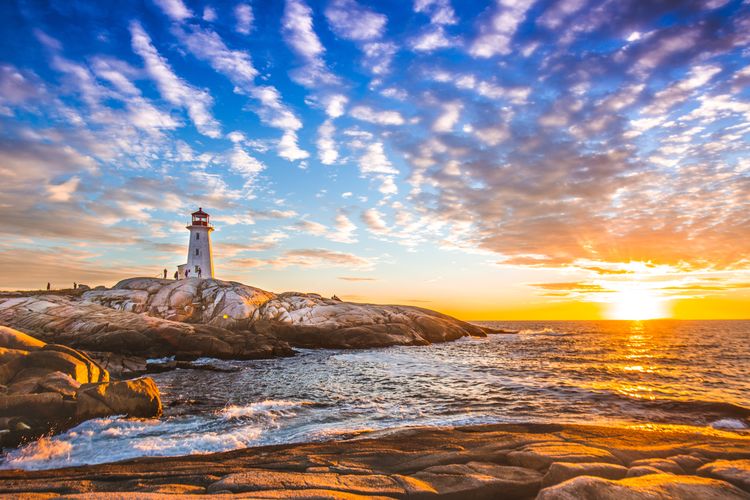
[2,278,498,355]
[0,294,293,360]
[254,292,490,348]
[627,465,670,478]
[630,457,685,474]
[1,424,749,497]
[75,378,162,420]
[507,441,621,470]
[698,459,750,492]
[541,462,628,487]
[83,277,275,329]
[0,327,162,447]
[536,473,750,499]
[412,461,542,499]
[0,325,45,351]
[86,352,149,379]
[206,470,434,496]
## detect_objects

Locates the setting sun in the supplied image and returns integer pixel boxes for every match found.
[608,290,669,320]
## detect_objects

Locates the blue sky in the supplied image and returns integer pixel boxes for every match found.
[1,0,749,318]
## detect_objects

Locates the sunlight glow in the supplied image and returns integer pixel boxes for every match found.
[608,290,668,320]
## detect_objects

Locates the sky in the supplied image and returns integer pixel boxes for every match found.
[0,0,749,320]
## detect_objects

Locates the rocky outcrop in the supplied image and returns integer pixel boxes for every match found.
[698,459,750,492]
[1,278,496,356]
[1,423,749,497]
[0,294,292,360]
[82,278,496,350]
[0,327,162,447]
[83,277,274,330]
[536,473,749,499]
[254,293,490,348]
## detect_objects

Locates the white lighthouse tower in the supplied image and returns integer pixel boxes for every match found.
[178,208,214,279]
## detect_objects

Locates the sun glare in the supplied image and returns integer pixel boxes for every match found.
[608,290,668,320]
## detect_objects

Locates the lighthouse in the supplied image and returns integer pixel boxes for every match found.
[178,208,214,279]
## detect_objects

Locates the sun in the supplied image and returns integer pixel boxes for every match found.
[608,290,668,320]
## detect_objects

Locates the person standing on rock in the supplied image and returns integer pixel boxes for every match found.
[198,267,202,278]
[174,271,178,280]
[163,268,167,279]
[185,269,190,278]
[73,282,77,290]
[46,282,50,291]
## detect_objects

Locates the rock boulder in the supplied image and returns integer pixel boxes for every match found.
[536,473,750,499]
[0,327,162,447]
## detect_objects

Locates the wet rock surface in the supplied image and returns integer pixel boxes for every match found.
[1,423,749,498]
[0,327,162,447]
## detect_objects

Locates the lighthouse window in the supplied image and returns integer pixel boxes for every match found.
[196,233,200,240]
[195,248,199,256]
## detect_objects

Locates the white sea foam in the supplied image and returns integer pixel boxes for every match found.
[710,418,748,430]
[219,400,312,420]
[0,415,264,471]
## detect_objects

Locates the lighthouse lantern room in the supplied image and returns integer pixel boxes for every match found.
[178,208,215,279]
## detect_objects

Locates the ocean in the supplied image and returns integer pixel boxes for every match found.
[3,320,749,470]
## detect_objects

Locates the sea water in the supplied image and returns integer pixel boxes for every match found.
[3,320,749,470]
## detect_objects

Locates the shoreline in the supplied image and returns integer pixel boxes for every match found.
[2,422,750,497]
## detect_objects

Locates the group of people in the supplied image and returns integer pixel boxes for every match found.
[44,282,80,291]
[164,267,202,280]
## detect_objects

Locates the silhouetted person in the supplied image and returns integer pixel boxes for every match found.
[73,282,77,290]
[163,268,167,279]
[198,267,202,278]
[46,282,50,291]
[185,269,190,278]
[174,271,178,280]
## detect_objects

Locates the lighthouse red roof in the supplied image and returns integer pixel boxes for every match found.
[191,207,209,216]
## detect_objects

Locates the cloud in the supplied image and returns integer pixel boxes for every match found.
[536,0,586,30]
[358,142,398,175]
[410,26,456,52]
[530,282,609,292]
[323,0,394,75]
[246,248,374,269]
[46,176,80,202]
[338,276,375,281]
[0,65,45,109]
[202,6,217,22]
[360,42,397,75]
[0,247,142,290]
[173,24,307,160]
[331,214,357,243]
[228,145,265,185]
[350,105,405,125]
[414,0,457,25]
[361,208,390,236]
[153,0,193,21]
[317,119,339,165]
[469,0,535,58]
[294,220,328,236]
[129,21,220,138]
[234,3,254,34]
[325,0,387,41]
[433,101,462,132]
[282,0,338,87]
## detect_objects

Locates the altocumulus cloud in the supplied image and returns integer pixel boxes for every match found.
[0,0,748,291]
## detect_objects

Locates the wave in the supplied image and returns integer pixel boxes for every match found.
[219,400,315,420]
[585,390,750,426]
[518,327,571,336]
[1,400,315,471]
